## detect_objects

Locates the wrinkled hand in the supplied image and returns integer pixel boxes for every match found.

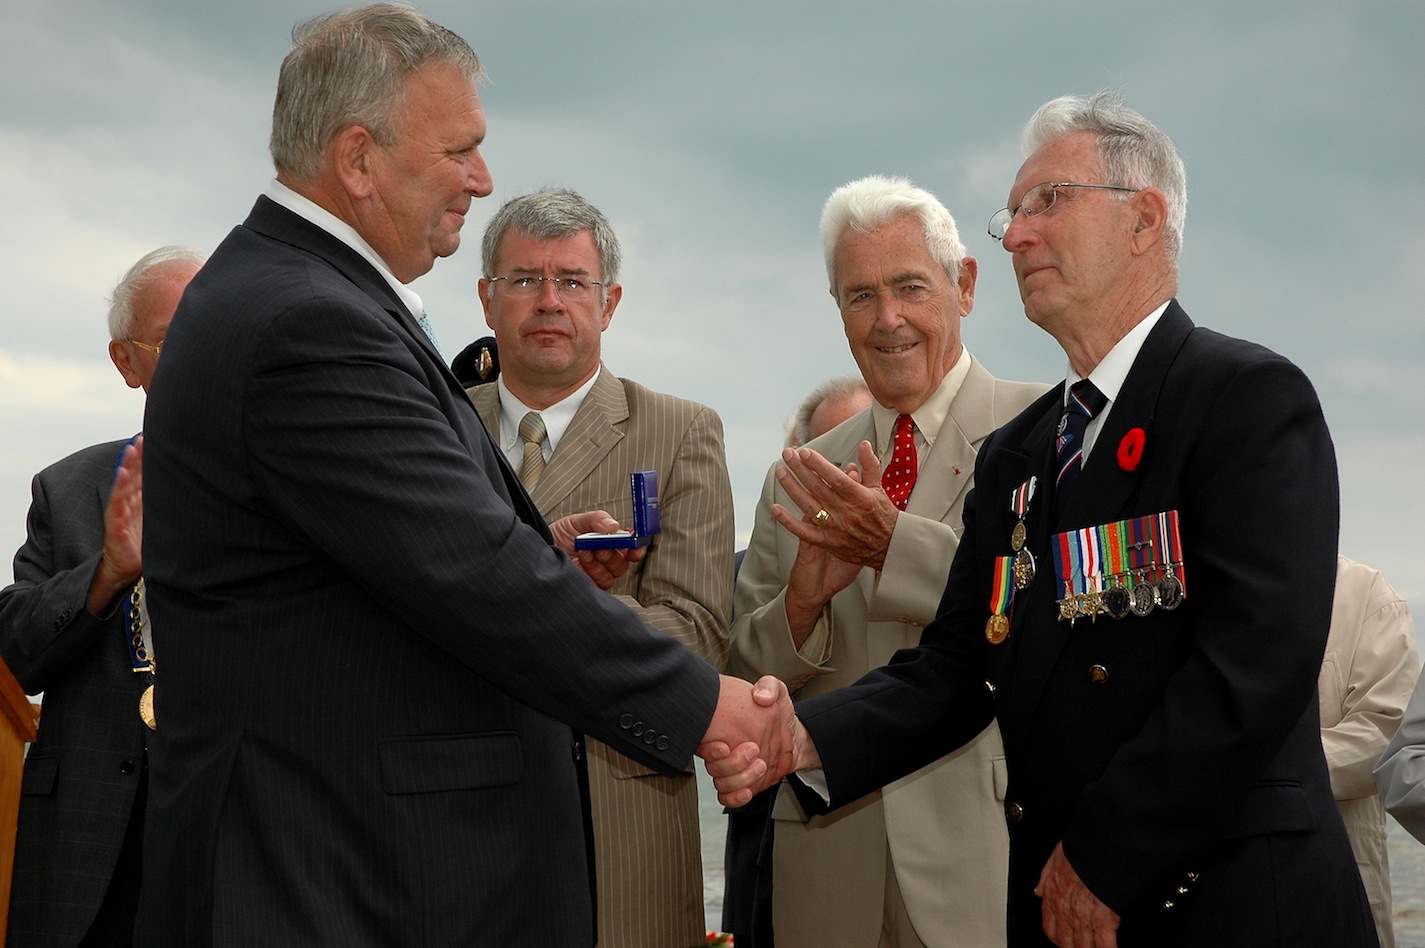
[548,509,646,591]
[1036,842,1120,948]
[88,436,144,613]
[771,442,898,572]
[698,675,821,807]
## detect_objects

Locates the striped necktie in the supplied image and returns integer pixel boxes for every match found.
[518,411,547,488]
[1054,379,1108,506]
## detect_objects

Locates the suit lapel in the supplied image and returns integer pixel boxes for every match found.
[994,394,1064,754]
[904,358,1002,524]
[1059,302,1195,530]
[533,367,628,511]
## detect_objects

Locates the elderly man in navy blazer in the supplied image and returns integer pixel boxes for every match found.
[1,246,201,948]
[135,6,788,946]
[709,91,1376,948]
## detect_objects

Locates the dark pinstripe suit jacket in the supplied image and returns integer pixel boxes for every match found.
[136,196,720,947]
[0,438,148,948]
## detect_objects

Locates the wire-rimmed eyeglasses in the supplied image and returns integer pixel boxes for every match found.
[487,274,606,301]
[987,182,1140,241]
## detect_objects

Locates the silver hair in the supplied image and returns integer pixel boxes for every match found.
[107,246,206,341]
[819,175,966,292]
[480,188,622,286]
[269,3,483,181]
[1022,90,1188,262]
[790,374,871,447]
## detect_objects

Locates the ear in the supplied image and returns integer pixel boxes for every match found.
[1129,188,1169,254]
[598,283,622,331]
[330,125,379,201]
[109,340,143,390]
[955,256,978,316]
[478,278,496,329]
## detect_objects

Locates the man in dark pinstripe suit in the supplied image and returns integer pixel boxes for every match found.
[1,247,201,948]
[134,7,787,946]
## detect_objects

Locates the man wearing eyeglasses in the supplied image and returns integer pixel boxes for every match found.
[0,246,201,948]
[469,188,734,948]
[708,91,1375,947]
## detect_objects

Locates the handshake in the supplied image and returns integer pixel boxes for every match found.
[697,675,820,806]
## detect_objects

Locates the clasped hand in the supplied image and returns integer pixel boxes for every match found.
[697,675,820,807]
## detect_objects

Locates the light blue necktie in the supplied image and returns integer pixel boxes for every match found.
[417,311,442,355]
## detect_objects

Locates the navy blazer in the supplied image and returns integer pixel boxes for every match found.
[137,197,720,946]
[1,440,148,948]
[795,302,1376,946]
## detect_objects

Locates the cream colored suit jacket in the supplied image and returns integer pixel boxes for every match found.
[728,356,1045,948]
[1319,556,1420,948]
[472,366,733,948]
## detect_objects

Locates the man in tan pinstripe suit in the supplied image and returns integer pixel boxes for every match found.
[469,188,734,947]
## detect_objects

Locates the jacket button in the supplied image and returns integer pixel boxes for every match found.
[1163,900,1175,911]
[631,721,645,737]
[1005,802,1024,822]
[1090,664,1108,684]
[120,759,137,775]
[619,713,634,729]
[656,736,669,751]
[643,730,657,744]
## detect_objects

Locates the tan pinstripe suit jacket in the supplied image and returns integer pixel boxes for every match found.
[471,366,733,948]
[729,356,1045,947]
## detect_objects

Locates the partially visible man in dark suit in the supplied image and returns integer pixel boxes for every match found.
[137,7,788,946]
[469,188,735,948]
[0,246,201,948]
[707,91,1376,947]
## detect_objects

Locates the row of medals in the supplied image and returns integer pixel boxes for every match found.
[986,516,1184,644]
[1058,566,1184,625]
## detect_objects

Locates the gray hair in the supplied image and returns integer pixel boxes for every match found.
[791,374,871,447]
[1022,90,1188,262]
[107,246,206,341]
[269,3,483,181]
[819,175,967,292]
[480,188,622,285]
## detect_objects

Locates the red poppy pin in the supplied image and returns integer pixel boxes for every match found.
[1117,428,1146,472]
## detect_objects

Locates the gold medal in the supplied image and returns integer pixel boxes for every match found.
[985,614,1010,645]
[1011,519,1027,551]
[140,684,156,730]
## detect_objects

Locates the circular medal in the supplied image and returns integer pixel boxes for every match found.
[140,684,157,730]
[985,614,1010,645]
[1103,585,1131,619]
[1011,519,1027,552]
[1012,547,1036,590]
[1156,574,1184,610]
[1130,582,1156,617]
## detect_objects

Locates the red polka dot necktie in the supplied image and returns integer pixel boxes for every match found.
[883,413,917,511]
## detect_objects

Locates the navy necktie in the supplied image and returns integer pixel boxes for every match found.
[1054,379,1108,507]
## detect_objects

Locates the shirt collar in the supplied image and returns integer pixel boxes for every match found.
[264,179,425,322]
[493,369,601,458]
[869,349,974,454]
[1065,300,1171,405]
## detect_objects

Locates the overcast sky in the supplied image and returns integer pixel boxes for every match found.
[3,1,1422,635]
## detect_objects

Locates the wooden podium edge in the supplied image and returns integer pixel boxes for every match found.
[1,657,39,944]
